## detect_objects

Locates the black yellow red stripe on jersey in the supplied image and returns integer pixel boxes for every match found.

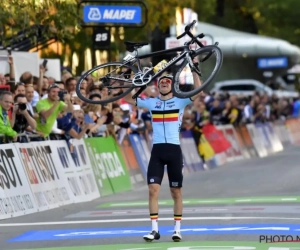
[152,109,180,122]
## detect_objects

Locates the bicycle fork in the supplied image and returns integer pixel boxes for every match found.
[187,53,202,76]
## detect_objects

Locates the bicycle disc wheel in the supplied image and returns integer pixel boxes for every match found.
[76,62,138,105]
[172,45,223,98]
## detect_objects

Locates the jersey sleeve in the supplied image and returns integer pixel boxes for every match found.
[177,97,193,108]
[136,97,151,110]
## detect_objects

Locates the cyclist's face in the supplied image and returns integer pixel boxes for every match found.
[159,78,171,94]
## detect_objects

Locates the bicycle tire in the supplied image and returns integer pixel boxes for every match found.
[76,62,138,105]
[172,45,223,99]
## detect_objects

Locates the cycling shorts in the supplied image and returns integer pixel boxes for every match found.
[147,143,184,188]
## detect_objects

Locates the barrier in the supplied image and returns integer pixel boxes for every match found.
[0,119,298,220]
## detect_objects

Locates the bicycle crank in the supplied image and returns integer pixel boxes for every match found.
[132,71,153,86]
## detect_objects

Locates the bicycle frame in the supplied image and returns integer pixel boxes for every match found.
[132,44,193,86]
[105,44,193,90]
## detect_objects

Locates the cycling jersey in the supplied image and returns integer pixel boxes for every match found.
[137,97,192,145]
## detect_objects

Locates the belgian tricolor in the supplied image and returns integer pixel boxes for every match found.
[152,109,179,122]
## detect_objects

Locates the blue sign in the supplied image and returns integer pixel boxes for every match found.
[257,57,288,69]
[83,5,142,24]
[8,224,300,242]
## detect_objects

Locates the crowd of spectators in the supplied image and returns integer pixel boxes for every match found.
[0,56,300,150]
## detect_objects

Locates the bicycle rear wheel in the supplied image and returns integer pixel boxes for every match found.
[172,45,223,98]
[76,62,138,105]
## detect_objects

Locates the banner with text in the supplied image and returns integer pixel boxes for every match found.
[84,136,132,195]
[53,140,100,202]
[0,144,38,219]
[16,142,73,211]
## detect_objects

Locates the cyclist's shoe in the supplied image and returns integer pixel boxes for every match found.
[172,231,182,242]
[143,230,160,242]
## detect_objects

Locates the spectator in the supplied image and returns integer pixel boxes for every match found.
[83,94,107,136]
[209,98,223,125]
[0,91,17,142]
[0,74,7,85]
[35,84,73,138]
[21,72,40,107]
[62,71,72,84]
[228,97,242,126]
[65,77,76,94]
[14,83,26,96]
[10,94,36,142]
[67,110,91,139]
[25,85,36,116]
[243,99,255,123]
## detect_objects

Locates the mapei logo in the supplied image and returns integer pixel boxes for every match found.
[88,8,101,21]
[155,101,162,109]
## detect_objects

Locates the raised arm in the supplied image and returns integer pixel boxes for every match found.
[190,58,203,101]
[124,89,137,106]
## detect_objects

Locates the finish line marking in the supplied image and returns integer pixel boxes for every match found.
[2,216,300,227]
[99,197,300,208]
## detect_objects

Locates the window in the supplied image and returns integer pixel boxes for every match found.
[219,84,256,91]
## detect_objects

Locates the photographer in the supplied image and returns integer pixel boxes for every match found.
[35,84,73,138]
[10,94,36,142]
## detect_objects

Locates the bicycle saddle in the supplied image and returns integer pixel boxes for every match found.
[124,41,149,52]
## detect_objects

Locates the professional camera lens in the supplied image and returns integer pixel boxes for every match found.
[18,103,27,111]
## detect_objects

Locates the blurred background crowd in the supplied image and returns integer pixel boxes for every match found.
[1,56,300,150]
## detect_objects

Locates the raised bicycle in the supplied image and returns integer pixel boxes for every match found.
[76,20,223,105]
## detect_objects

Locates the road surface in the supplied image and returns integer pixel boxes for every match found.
[1,145,300,250]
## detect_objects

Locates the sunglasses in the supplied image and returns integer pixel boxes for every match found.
[159,78,172,84]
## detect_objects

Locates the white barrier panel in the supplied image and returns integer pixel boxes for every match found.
[246,124,268,158]
[273,123,292,146]
[16,142,73,211]
[264,123,283,153]
[0,144,38,219]
[12,51,40,82]
[65,139,100,201]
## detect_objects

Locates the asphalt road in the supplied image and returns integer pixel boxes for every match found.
[1,145,300,250]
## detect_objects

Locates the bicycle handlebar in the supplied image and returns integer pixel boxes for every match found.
[176,20,205,48]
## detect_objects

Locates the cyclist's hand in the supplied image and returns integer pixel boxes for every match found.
[193,57,199,64]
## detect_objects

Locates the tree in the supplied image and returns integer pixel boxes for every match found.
[192,0,300,47]
[123,0,196,42]
[0,0,79,47]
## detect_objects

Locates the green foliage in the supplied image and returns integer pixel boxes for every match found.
[0,0,79,46]
[193,0,300,46]
[124,0,196,42]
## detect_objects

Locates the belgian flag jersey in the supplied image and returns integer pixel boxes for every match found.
[137,97,192,145]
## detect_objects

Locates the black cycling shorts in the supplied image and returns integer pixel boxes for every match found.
[147,143,184,188]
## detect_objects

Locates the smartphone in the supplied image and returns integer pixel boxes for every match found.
[58,90,67,101]
[42,59,48,68]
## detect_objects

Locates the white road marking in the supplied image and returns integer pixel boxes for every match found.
[1,216,300,227]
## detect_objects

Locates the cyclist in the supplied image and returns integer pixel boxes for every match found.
[124,58,202,242]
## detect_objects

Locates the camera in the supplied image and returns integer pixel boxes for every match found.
[18,103,27,111]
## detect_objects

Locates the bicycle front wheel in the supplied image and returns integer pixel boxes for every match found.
[172,45,223,99]
[76,62,138,105]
